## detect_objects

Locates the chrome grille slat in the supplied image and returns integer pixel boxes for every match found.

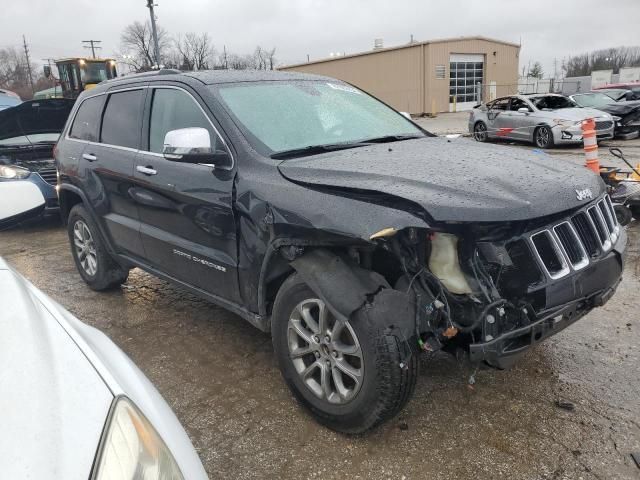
[529,195,619,279]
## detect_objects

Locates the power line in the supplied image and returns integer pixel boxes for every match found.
[22,35,34,94]
[82,40,102,59]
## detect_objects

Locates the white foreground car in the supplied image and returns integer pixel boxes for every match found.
[0,258,208,479]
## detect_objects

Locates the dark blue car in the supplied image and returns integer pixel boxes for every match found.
[0,98,75,214]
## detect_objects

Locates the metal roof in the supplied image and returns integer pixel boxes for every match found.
[281,36,521,69]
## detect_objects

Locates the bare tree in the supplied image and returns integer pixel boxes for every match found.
[0,46,40,99]
[174,32,216,70]
[252,46,277,70]
[527,61,544,79]
[563,46,640,77]
[227,53,256,70]
[118,21,170,71]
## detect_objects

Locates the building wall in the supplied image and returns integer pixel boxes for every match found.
[280,38,520,114]
[426,38,520,113]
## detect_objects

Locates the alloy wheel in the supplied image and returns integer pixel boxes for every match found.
[73,220,98,276]
[287,298,364,404]
[474,122,487,141]
[536,127,551,147]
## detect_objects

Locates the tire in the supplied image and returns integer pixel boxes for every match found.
[534,125,554,149]
[67,204,129,290]
[614,204,633,226]
[271,273,418,434]
[473,121,488,142]
[630,206,640,222]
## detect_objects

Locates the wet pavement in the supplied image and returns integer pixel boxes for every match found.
[1,140,640,479]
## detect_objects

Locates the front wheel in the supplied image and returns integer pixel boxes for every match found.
[534,125,554,149]
[272,273,418,434]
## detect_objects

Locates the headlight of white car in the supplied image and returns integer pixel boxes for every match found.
[93,397,184,480]
[0,165,31,180]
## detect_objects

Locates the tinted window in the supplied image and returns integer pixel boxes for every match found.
[510,98,530,111]
[69,95,104,141]
[149,88,217,154]
[100,89,144,148]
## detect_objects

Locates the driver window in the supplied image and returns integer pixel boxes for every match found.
[510,98,530,111]
[149,88,218,154]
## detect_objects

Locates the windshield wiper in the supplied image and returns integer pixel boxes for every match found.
[270,142,371,160]
[359,134,424,143]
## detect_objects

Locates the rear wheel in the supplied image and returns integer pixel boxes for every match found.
[534,125,554,149]
[67,204,129,290]
[473,121,488,142]
[272,273,418,434]
[615,204,633,226]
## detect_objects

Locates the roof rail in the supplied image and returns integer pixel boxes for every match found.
[109,68,182,82]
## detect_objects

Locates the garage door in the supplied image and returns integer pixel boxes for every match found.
[449,54,484,112]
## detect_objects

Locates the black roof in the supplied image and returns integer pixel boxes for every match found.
[94,69,331,91]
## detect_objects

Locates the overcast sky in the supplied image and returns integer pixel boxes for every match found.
[2,0,639,76]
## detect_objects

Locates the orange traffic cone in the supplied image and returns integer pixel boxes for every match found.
[582,118,600,173]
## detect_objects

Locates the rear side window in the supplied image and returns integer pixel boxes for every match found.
[69,96,104,141]
[100,89,144,149]
[148,88,217,154]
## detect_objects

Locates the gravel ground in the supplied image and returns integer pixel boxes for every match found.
[1,137,639,479]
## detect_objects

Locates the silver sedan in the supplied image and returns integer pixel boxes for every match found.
[468,94,614,148]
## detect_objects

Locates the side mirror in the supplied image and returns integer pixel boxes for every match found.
[43,65,51,78]
[517,107,530,114]
[163,127,230,166]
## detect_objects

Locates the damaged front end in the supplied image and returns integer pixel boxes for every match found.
[289,194,625,370]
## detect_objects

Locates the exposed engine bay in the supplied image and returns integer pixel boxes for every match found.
[291,194,625,369]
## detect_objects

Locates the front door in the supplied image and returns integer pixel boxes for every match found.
[133,85,239,301]
[506,97,535,141]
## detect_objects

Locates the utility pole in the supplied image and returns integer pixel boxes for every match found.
[146,0,161,67]
[22,35,35,94]
[82,40,102,58]
[223,45,228,69]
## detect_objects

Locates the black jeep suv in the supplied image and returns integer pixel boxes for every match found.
[56,70,626,433]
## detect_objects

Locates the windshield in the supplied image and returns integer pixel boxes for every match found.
[595,89,628,101]
[531,96,577,110]
[214,81,424,155]
[572,93,615,108]
[80,62,109,84]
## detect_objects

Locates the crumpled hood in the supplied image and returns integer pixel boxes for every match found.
[597,100,640,117]
[278,137,605,222]
[0,263,113,479]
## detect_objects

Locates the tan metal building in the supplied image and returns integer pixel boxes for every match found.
[279,36,520,114]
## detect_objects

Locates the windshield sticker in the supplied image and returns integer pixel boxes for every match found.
[326,83,361,95]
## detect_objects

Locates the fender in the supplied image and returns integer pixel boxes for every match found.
[58,184,122,262]
[290,249,416,340]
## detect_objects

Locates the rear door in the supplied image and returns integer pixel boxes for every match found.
[486,97,510,137]
[133,84,239,301]
[85,86,147,257]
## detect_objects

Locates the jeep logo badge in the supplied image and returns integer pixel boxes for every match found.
[576,188,593,201]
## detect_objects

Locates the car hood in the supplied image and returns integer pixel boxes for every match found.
[597,100,640,117]
[0,98,73,142]
[547,107,610,121]
[277,137,605,222]
[0,261,113,479]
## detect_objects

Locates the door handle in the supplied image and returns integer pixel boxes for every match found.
[82,153,97,162]
[136,165,157,176]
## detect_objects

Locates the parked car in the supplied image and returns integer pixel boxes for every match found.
[0,89,21,111]
[470,94,615,148]
[0,98,75,214]
[593,82,640,101]
[0,181,45,229]
[56,70,626,434]
[0,257,208,479]
[569,92,640,140]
